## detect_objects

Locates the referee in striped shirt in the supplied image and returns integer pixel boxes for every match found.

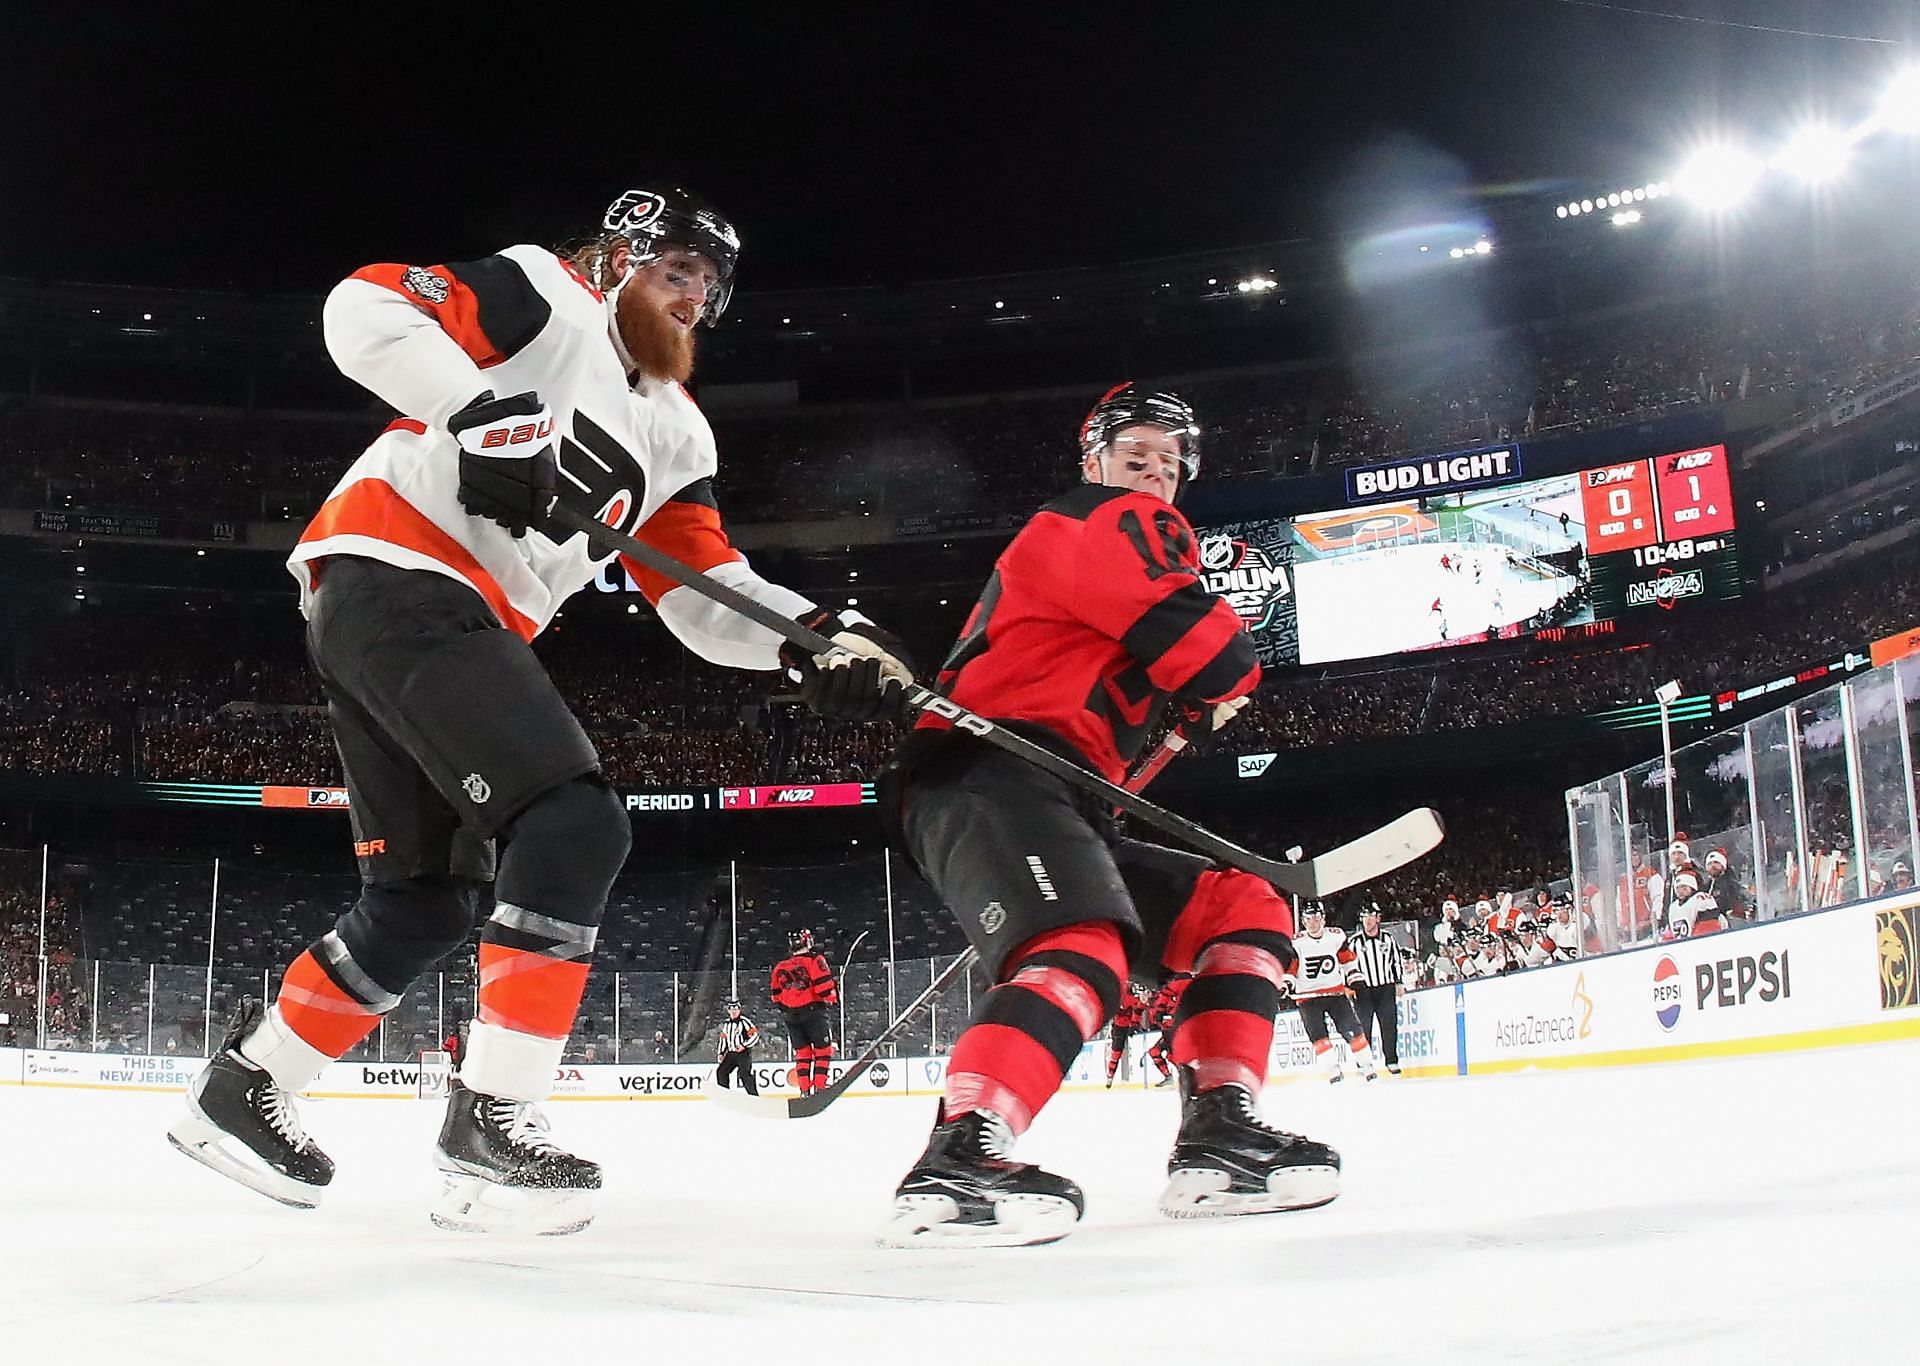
[715,999,761,1095]
[1350,906,1404,1075]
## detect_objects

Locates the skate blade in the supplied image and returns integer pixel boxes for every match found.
[1157,1165,1341,1219]
[877,1192,1081,1249]
[430,1173,596,1236]
[166,1113,324,1210]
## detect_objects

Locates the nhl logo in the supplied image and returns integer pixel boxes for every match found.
[462,772,492,805]
[399,266,450,304]
[979,902,1007,935]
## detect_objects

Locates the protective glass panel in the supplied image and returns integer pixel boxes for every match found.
[1747,707,1806,920]
[1850,669,1917,896]
[1669,728,1759,926]
[1621,756,1666,945]
[152,963,209,1057]
[95,961,154,1053]
[1793,688,1857,909]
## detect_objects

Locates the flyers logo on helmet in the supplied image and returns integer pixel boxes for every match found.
[603,191,667,237]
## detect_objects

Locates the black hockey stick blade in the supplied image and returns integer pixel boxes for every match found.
[708,948,980,1121]
[544,503,1441,897]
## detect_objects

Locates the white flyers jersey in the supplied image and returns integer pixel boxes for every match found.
[288,245,815,664]
[1288,927,1359,999]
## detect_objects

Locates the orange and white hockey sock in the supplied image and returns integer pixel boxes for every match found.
[468,901,598,1102]
[251,932,395,1091]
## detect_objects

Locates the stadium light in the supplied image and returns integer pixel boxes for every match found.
[1883,68,1920,134]
[1773,123,1853,183]
[1473,239,1492,255]
[1612,210,1642,227]
[1675,144,1764,210]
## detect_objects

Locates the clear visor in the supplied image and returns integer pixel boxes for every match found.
[1105,430,1199,481]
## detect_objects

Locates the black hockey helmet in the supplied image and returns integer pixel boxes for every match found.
[1078,382,1202,484]
[725,997,742,1012]
[601,185,742,324]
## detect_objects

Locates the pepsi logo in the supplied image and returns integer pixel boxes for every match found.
[1651,954,1683,1031]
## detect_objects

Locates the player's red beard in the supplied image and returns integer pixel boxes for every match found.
[616,285,698,384]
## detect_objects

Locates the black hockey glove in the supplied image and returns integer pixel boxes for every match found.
[450,390,559,538]
[781,610,916,722]
[1170,693,1251,752]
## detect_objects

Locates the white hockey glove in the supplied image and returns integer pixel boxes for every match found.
[1171,693,1251,750]
[781,610,916,721]
[450,390,558,538]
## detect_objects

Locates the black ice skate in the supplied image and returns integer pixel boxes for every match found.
[1158,1069,1341,1219]
[879,1105,1084,1248]
[431,1078,601,1235]
[166,998,334,1209]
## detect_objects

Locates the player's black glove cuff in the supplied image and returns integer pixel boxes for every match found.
[450,390,559,539]
[783,609,917,722]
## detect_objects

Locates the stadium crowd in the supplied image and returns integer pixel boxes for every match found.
[2,262,1913,522]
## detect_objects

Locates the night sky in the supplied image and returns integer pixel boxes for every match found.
[2,1,1912,294]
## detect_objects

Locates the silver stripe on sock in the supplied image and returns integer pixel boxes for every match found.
[487,901,600,960]
[316,930,403,1011]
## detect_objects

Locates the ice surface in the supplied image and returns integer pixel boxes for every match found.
[4,1040,1917,1363]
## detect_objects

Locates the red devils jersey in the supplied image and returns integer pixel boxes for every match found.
[1148,975,1191,1030]
[770,951,837,1010]
[1112,998,1147,1031]
[915,486,1259,784]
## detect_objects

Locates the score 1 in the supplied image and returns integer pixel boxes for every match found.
[1579,461,1659,553]
[1654,445,1735,541]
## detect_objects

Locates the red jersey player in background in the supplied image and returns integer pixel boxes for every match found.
[769,928,839,1095]
[1142,973,1192,1087]
[877,384,1338,1248]
[1105,984,1152,1088]
[166,186,913,1234]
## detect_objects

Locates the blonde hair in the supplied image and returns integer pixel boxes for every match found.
[558,232,629,292]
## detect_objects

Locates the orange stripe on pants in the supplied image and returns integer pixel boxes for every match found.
[476,944,591,1040]
[276,949,382,1057]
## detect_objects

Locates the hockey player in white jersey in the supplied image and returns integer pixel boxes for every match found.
[1665,871,1721,938]
[168,186,914,1234]
[1286,905,1380,1083]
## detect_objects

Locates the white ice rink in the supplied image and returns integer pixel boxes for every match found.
[3,1039,1916,1364]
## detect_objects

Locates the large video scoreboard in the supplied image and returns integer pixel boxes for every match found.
[1196,442,1746,669]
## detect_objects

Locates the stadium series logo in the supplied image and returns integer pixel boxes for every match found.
[1197,534,1292,630]
[1626,567,1704,609]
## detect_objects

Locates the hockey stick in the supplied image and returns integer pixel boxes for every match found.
[708,947,980,1121]
[546,502,1443,898]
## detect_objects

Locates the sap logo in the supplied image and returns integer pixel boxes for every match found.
[1669,449,1717,472]
[772,788,815,804]
[1585,464,1640,487]
[1238,752,1277,779]
[1694,950,1791,1010]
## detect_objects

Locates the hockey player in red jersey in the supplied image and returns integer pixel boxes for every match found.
[877,384,1339,1248]
[167,187,913,1234]
[1104,984,1152,1087]
[1288,904,1380,1083]
[770,928,840,1094]
[1141,973,1192,1087]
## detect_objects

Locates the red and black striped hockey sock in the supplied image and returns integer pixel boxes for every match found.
[792,1047,817,1093]
[808,1042,834,1092]
[1162,868,1295,1096]
[943,922,1125,1136]
[1171,930,1291,1094]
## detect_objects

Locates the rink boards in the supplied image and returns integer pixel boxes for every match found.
[6,890,1917,1096]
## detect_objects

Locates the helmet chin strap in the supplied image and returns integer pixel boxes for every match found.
[605,261,643,377]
